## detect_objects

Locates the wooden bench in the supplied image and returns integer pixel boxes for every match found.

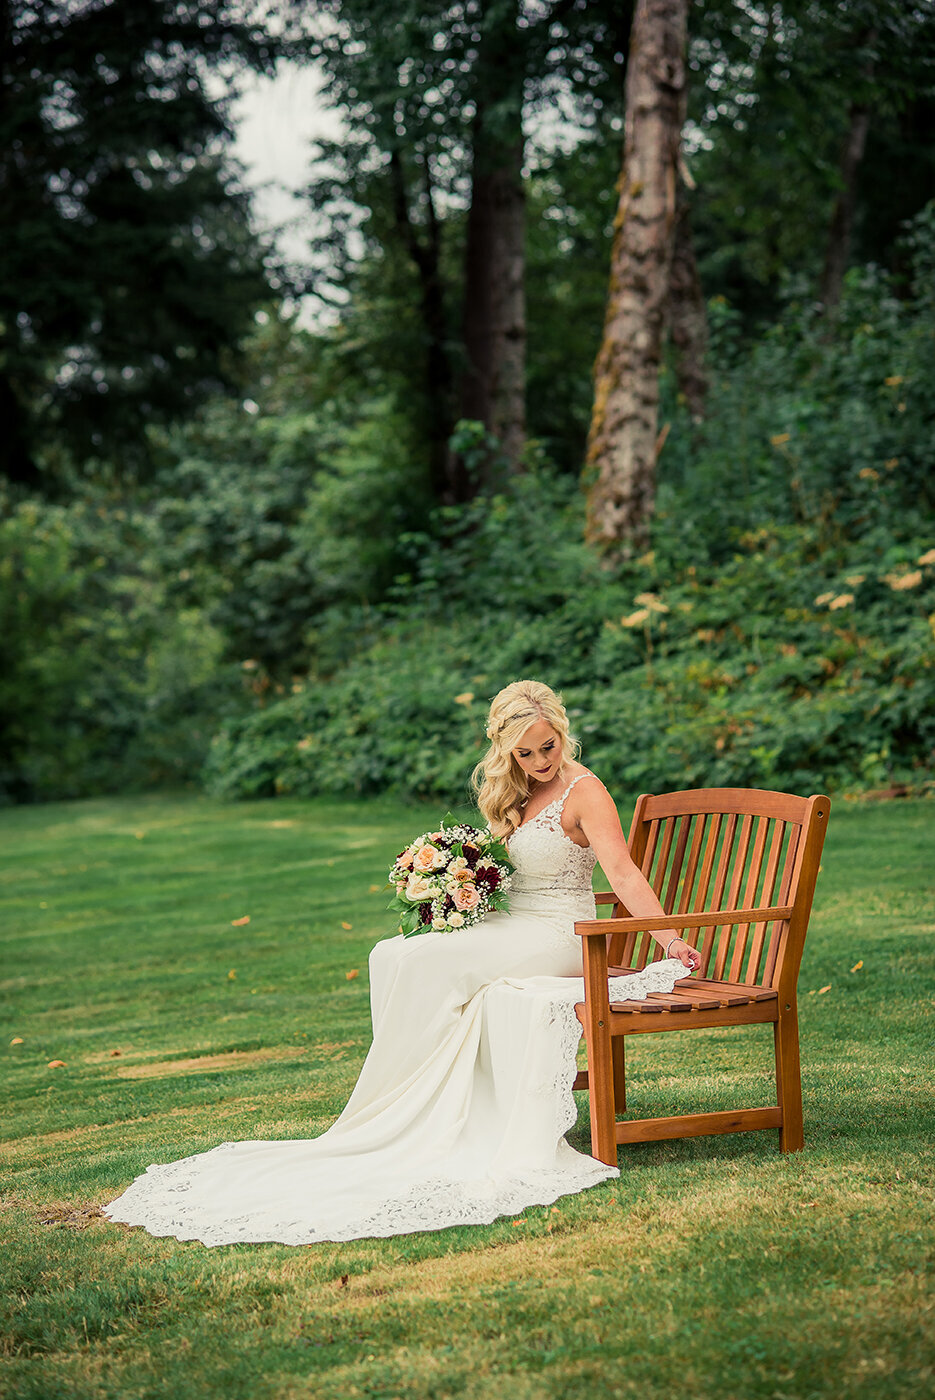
[573,787,830,1165]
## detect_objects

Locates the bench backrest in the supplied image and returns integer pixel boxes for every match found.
[603,787,830,994]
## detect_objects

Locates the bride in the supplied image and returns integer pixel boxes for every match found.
[103,679,700,1246]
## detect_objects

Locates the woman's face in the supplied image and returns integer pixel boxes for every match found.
[512,719,562,785]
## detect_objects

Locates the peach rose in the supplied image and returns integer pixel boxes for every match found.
[452,883,480,913]
[412,843,445,873]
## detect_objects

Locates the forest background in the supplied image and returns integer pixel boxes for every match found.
[2,0,934,812]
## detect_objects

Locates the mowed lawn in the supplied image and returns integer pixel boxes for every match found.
[1,790,932,1400]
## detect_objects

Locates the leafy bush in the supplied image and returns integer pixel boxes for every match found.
[149,393,429,675]
[0,492,245,803]
[655,208,935,564]
[205,218,935,808]
[203,486,935,805]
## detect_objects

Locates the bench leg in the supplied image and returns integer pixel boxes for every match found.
[774,1003,804,1152]
[612,1036,626,1114]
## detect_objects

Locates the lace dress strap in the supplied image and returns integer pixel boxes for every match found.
[555,769,598,811]
[528,770,599,834]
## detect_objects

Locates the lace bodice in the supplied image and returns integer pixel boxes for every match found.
[508,772,598,904]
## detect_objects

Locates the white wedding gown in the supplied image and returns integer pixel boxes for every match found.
[102,773,687,1245]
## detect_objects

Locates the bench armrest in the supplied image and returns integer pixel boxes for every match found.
[574,905,794,938]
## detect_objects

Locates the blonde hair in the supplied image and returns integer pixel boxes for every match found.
[472,680,579,841]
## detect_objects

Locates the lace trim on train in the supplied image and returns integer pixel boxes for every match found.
[102,959,688,1247]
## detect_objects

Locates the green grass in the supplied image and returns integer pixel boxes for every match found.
[1,790,933,1400]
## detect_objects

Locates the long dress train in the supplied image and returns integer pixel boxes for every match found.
[102,773,687,1245]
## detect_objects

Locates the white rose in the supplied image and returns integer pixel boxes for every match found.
[432,915,449,930]
[448,912,465,928]
[405,874,436,902]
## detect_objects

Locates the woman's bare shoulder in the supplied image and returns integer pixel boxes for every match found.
[569,767,616,806]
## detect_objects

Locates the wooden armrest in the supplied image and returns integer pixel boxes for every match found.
[575,905,794,938]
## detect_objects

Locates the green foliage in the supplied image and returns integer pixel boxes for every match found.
[205,249,935,806]
[149,345,431,676]
[688,0,935,316]
[203,507,935,805]
[0,491,245,804]
[656,212,935,559]
[0,0,277,489]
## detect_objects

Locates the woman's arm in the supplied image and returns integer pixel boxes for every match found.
[571,777,701,973]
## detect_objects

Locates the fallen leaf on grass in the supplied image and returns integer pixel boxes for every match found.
[110,1049,121,1057]
[10,1037,23,1045]
[48,1060,66,1068]
[511,1218,526,1227]
[231,915,250,926]
[818,985,831,995]
[341,921,353,930]
[346,969,359,981]
[228,969,237,980]
[851,961,863,972]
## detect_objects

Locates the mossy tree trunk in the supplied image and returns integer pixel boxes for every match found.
[585,0,688,557]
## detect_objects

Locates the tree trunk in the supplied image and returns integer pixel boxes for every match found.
[0,376,42,490]
[388,150,456,501]
[819,101,872,313]
[819,30,876,314]
[457,0,526,491]
[668,188,706,422]
[585,0,688,557]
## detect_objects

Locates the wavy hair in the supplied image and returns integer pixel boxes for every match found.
[472,680,579,841]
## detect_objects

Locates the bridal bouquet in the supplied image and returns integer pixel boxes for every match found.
[387,815,514,936]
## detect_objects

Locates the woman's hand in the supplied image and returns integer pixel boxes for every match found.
[667,938,702,973]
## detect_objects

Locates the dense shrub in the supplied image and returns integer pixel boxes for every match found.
[7,211,935,806]
[203,505,935,804]
[0,493,245,803]
[204,219,935,807]
[150,394,425,675]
